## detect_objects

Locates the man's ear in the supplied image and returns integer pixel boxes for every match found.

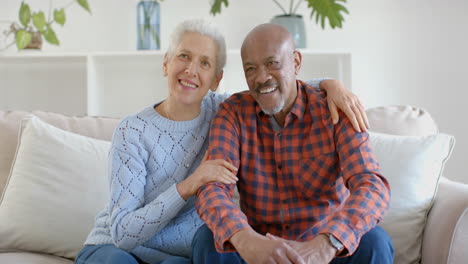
[210,70,224,92]
[293,50,302,75]
[162,53,169,76]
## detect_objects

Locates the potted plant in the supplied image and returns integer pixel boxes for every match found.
[2,0,91,51]
[209,0,349,48]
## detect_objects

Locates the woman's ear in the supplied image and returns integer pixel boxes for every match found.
[210,70,224,92]
[162,53,169,76]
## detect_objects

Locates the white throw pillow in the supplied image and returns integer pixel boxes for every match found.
[0,116,111,259]
[370,132,455,264]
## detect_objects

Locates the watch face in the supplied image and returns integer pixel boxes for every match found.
[329,234,344,250]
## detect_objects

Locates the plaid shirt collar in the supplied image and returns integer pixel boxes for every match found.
[255,80,308,123]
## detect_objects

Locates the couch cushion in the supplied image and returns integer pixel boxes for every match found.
[366,104,454,264]
[0,116,112,259]
[0,251,73,264]
[370,132,455,263]
[366,105,438,136]
[0,111,119,197]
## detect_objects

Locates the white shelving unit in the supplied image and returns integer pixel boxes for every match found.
[0,50,351,118]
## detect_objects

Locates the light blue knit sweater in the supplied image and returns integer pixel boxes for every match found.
[84,79,323,263]
[84,91,228,263]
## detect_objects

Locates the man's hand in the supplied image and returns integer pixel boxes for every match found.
[266,233,337,264]
[230,229,304,264]
[320,79,369,132]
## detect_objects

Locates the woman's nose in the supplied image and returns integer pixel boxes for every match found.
[185,61,197,76]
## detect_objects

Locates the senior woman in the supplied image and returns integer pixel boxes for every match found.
[75,19,368,264]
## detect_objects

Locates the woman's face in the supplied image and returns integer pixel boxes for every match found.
[163,32,223,107]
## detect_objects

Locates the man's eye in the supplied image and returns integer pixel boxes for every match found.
[245,67,254,73]
[178,54,189,59]
[268,61,279,67]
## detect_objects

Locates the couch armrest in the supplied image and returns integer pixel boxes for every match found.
[421,177,468,264]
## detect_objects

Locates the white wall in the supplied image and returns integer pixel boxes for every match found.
[1,0,467,183]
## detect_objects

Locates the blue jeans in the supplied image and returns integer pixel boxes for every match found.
[75,244,191,264]
[191,225,245,264]
[192,224,394,264]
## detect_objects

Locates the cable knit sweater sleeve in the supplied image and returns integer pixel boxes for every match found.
[108,117,188,251]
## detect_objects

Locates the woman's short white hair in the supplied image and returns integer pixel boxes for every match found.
[167,19,227,74]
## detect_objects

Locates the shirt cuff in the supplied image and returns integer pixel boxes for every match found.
[321,220,358,256]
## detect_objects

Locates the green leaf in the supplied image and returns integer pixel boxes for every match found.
[19,2,31,27]
[15,29,32,50]
[54,8,66,26]
[210,0,229,16]
[77,0,91,13]
[43,25,60,45]
[306,0,349,29]
[32,12,47,32]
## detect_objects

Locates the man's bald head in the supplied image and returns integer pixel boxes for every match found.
[241,23,295,55]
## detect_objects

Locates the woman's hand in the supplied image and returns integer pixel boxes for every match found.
[320,79,369,132]
[177,154,238,200]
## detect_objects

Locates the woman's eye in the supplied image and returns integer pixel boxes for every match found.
[201,61,210,68]
[178,54,189,60]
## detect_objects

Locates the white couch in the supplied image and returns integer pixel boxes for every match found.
[0,106,467,264]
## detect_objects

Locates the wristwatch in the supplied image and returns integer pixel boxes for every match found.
[328,233,344,252]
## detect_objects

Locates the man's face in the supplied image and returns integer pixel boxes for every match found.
[241,33,300,115]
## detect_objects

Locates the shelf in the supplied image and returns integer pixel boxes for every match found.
[0,56,87,116]
[87,53,166,117]
[0,50,351,118]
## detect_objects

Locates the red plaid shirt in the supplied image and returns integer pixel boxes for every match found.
[196,80,390,255]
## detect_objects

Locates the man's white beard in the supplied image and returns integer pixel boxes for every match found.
[260,97,285,115]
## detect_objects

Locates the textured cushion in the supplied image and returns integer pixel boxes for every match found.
[0,111,119,197]
[366,105,438,136]
[370,132,455,264]
[0,116,111,258]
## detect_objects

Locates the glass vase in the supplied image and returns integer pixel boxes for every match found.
[137,1,160,50]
